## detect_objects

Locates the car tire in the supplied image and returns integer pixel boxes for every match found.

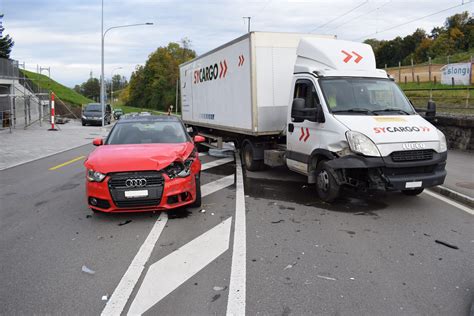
[242,142,264,171]
[190,174,202,208]
[402,188,424,196]
[82,122,86,126]
[315,161,340,203]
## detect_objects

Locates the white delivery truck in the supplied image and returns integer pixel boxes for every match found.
[180,32,447,202]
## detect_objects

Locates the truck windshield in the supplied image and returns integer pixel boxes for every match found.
[320,78,415,115]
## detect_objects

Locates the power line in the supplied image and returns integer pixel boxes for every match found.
[310,0,369,33]
[333,0,392,30]
[355,0,472,40]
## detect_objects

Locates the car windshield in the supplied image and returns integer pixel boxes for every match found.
[106,120,188,144]
[85,104,101,112]
[319,78,415,115]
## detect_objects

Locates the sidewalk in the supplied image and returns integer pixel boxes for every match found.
[0,120,112,170]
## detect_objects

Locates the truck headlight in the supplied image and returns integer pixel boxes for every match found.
[346,131,380,157]
[437,129,447,152]
[87,169,106,182]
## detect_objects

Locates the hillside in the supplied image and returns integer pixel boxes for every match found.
[20,69,93,106]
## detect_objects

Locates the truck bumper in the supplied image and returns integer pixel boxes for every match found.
[326,151,447,191]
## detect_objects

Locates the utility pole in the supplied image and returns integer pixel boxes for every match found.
[243,16,251,33]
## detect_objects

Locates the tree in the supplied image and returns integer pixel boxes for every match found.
[80,77,100,100]
[0,15,14,58]
[126,39,196,110]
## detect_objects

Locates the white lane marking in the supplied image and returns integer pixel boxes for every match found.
[101,213,168,316]
[201,157,234,171]
[226,154,246,316]
[128,218,232,315]
[424,190,474,215]
[201,174,234,197]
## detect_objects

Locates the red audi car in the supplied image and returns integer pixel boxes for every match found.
[84,115,204,213]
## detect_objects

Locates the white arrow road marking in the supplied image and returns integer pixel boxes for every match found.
[128,217,232,315]
[101,213,168,316]
[201,174,234,197]
[201,157,234,171]
[226,154,246,316]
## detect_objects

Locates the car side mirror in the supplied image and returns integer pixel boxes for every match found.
[92,138,103,146]
[193,135,205,143]
[426,100,436,117]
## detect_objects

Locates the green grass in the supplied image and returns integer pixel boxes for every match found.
[20,69,93,107]
[117,104,180,116]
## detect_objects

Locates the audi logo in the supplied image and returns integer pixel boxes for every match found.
[125,178,147,188]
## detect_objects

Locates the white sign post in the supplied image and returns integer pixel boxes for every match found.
[441,62,472,86]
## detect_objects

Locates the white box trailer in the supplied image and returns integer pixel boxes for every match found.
[179,32,335,136]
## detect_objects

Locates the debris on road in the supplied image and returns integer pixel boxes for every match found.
[118,220,132,226]
[97,236,104,240]
[317,275,336,281]
[211,212,215,216]
[101,295,108,301]
[200,209,206,213]
[211,294,221,302]
[435,240,459,250]
[284,262,297,270]
[86,215,92,218]
[213,286,226,291]
[81,265,95,275]
[271,220,284,224]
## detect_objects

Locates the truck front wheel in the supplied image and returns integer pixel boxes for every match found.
[315,161,340,203]
[242,142,264,171]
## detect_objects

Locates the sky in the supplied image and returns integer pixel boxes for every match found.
[1,0,472,87]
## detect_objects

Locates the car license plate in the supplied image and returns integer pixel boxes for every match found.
[125,190,148,198]
[405,181,422,188]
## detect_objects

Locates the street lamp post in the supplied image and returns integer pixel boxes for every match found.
[100,0,153,126]
[110,66,123,108]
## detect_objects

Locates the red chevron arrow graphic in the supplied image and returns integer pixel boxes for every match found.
[219,61,224,78]
[304,128,310,142]
[341,50,352,63]
[352,51,363,63]
[299,127,305,141]
[241,55,245,66]
[222,60,228,78]
[238,55,242,66]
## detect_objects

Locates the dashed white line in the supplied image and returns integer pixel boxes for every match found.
[201,157,234,171]
[128,218,232,315]
[226,154,246,316]
[201,174,235,197]
[424,190,474,215]
[101,213,168,316]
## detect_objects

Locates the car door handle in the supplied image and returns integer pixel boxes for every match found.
[288,123,294,133]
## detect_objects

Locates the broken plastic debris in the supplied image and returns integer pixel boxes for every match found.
[284,264,293,270]
[435,239,459,250]
[102,295,108,301]
[271,220,284,224]
[200,209,206,213]
[213,286,226,291]
[317,275,336,281]
[211,212,215,216]
[81,265,95,275]
[97,236,104,240]
[349,277,355,280]
[118,220,132,226]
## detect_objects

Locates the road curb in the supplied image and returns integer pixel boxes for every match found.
[429,185,474,208]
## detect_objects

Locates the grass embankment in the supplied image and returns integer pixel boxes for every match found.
[21,69,93,107]
[397,82,474,115]
[115,104,181,116]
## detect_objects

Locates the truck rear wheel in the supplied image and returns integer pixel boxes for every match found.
[242,142,264,171]
[402,188,424,196]
[315,161,340,203]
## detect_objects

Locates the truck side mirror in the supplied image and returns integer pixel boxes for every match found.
[291,98,306,123]
[426,100,436,117]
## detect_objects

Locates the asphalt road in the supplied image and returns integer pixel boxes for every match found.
[0,144,473,315]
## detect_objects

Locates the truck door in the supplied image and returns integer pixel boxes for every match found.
[286,78,322,175]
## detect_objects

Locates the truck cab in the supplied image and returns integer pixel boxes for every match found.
[285,38,447,201]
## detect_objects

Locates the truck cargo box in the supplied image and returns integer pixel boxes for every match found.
[179,32,334,136]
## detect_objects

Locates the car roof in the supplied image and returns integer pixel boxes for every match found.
[117,115,181,124]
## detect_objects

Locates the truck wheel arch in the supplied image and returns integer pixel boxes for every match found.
[307,149,336,184]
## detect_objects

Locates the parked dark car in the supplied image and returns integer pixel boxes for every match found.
[113,108,124,120]
[82,103,111,126]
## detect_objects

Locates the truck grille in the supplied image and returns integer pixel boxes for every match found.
[390,150,434,162]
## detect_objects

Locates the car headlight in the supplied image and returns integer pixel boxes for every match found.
[437,129,447,152]
[346,131,381,157]
[87,169,106,182]
[165,158,194,179]
[82,115,87,119]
